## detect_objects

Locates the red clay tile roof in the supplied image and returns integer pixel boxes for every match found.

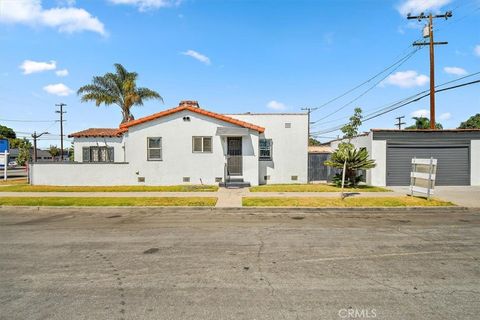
[120,103,265,133]
[68,128,127,138]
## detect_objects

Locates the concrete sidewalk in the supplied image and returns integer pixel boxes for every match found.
[389,186,480,208]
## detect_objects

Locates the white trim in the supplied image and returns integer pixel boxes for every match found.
[411,172,436,180]
[410,186,435,195]
[412,158,437,165]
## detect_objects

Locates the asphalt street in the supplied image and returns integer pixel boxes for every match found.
[0,207,479,319]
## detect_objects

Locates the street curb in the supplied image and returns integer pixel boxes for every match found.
[0,205,476,215]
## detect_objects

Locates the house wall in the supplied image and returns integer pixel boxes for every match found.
[471,140,480,186]
[124,110,260,186]
[30,163,132,186]
[227,113,308,184]
[40,110,307,186]
[73,137,125,162]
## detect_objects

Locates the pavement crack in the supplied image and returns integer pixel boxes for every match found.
[93,250,127,318]
[254,226,291,320]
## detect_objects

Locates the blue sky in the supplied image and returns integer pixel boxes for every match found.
[1,0,479,147]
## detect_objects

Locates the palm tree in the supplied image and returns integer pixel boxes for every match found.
[324,148,376,187]
[406,116,443,129]
[77,64,163,124]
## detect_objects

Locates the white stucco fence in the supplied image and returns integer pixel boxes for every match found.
[30,163,134,186]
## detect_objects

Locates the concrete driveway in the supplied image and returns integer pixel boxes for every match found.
[389,186,480,207]
[1,207,479,319]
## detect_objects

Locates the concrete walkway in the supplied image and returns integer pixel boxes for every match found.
[389,186,480,208]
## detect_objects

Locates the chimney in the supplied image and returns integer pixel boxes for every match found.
[179,100,200,108]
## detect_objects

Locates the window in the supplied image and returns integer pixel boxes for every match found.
[192,136,212,153]
[82,146,114,163]
[285,123,291,128]
[147,137,162,160]
[259,139,272,160]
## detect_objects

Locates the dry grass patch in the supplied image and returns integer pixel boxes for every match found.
[0,184,218,192]
[0,197,217,207]
[0,179,28,186]
[249,184,390,192]
[243,196,453,207]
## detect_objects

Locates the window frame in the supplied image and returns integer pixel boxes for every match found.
[82,146,114,163]
[147,137,162,161]
[259,138,273,161]
[192,136,213,153]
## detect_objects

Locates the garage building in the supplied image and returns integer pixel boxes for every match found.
[329,129,480,186]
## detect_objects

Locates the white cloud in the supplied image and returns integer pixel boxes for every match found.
[181,50,211,65]
[382,70,429,88]
[266,100,287,111]
[55,69,69,77]
[43,83,73,96]
[0,0,106,36]
[20,60,56,74]
[411,109,429,118]
[397,0,452,16]
[443,66,468,76]
[439,112,452,121]
[109,0,181,11]
[475,45,480,57]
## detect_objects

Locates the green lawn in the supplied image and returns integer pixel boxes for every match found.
[242,196,453,207]
[249,184,390,192]
[0,197,217,207]
[0,184,218,192]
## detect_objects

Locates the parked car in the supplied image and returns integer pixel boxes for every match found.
[8,161,17,168]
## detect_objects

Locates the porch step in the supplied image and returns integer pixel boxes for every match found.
[220,182,251,188]
[219,178,251,188]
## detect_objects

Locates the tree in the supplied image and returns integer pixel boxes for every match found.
[324,148,376,187]
[458,113,480,129]
[309,137,321,146]
[77,63,163,124]
[49,145,60,161]
[323,107,376,197]
[14,138,32,166]
[0,125,16,139]
[406,117,443,129]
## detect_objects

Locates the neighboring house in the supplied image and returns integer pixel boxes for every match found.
[30,100,308,186]
[9,148,53,162]
[328,129,480,186]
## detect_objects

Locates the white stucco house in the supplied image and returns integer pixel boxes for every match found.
[30,100,308,186]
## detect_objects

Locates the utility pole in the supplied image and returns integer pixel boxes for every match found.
[395,116,406,130]
[31,131,49,163]
[408,11,451,129]
[55,103,67,160]
[301,107,318,144]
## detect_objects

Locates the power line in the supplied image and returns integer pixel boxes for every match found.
[55,103,67,161]
[395,116,406,130]
[311,47,423,124]
[310,46,425,115]
[311,78,480,136]
[0,119,56,123]
[313,71,480,127]
[408,10,452,129]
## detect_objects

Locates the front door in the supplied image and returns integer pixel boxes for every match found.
[227,137,242,176]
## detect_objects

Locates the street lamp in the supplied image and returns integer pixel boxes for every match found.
[31,131,49,163]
